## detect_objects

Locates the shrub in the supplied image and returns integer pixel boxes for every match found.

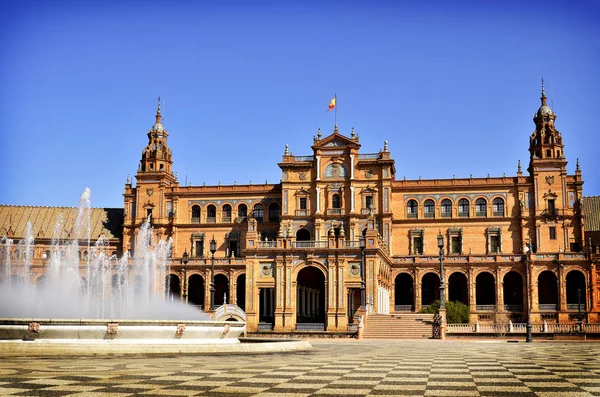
[420,300,470,324]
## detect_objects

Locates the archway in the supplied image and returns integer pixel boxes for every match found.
[296,228,311,241]
[236,274,246,311]
[538,270,558,310]
[296,266,326,325]
[503,271,523,309]
[214,274,229,306]
[566,270,586,308]
[421,272,440,306]
[394,273,414,310]
[448,272,468,304]
[166,274,181,301]
[475,272,495,307]
[188,274,205,308]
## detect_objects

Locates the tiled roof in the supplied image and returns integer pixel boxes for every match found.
[583,196,600,232]
[0,205,123,240]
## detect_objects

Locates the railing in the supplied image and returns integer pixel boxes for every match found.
[358,153,380,160]
[296,323,325,331]
[295,209,310,216]
[441,211,452,218]
[567,304,586,311]
[407,212,417,219]
[235,216,246,222]
[347,324,358,332]
[294,156,314,162]
[447,322,600,334]
[539,304,558,311]
[394,305,413,312]
[222,216,232,223]
[424,212,434,218]
[503,305,523,312]
[476,305,495,312]
[256,241,277,248]
[447,324,475,333]
[213,304,246,321]
[191,217,200,223]
[458,212,469,217]
[292,241,329,249]
[476,211,487,217]
[257,322,273,331]
[361,208,376,214]
[327,208,345,215]
[206,217,216,223]
[493,211,504,217]
[345,240,362,248]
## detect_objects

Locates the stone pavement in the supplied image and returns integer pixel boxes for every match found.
[0,340,599,396]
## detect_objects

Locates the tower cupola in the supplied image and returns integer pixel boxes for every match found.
[528,79,564,170]
[137,97,175,182]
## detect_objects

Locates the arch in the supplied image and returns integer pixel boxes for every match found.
[214,274,229,306]
[475,272,495,305]
[421,272,440,306]
[206,204,216,222]
[188,274,205,307]
[441,198,452,218]
[296,266,326,324]
[448,272,468,304]
[222,204,232,222]
[191,205,201,222]
[458,198,470,217]
[296,228,311,241]
[475,198,487,217]
[394,273,414,309]
[503,271,523,306]
[493,197,505,216]
[166,274,181,301]
[268,202,280,222]
[253,204,264,222]
[538,270,558,306]
[566,270,586,306]
[332,193,341,209]
[424,199,435,218]
[238,203,248,219]
[407,199,418,218]
[236,274,246,311]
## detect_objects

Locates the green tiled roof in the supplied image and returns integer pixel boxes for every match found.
[583,196,600,232]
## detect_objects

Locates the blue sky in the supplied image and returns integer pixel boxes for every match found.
[1,0,599,208]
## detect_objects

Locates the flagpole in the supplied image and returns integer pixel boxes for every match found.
[334,94,337,129]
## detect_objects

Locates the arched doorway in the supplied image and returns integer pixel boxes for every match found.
[538,270,558,310]
[236,274,246,311]
[188,274,205,308]
[475,272,495,309]
[503,271,523,310]
[566,270,586,309]
[214,274,229,306]
[421,273,440,307]
[296,266,326,328]
[394,273,414,311]
[296,228,311,241]
[166,274,181,301]
[448,272,468,304]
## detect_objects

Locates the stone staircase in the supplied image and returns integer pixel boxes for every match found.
[362,313,435,339]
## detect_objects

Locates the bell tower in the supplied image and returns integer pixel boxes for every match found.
[139,97,175,179]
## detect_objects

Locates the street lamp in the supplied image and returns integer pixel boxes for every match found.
[437,232,446,340]
[524,244,533,343]
[359,235,366,309]
[209,235,217,310]
[577,288,583,333]
[182,250,189,303]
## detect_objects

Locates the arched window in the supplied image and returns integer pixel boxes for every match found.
[332,194,341,209]
[222,204,232,222]
[253,204,264,222]
[441,199,452,218]
[475,198,487,217]
[424,199,435,218]
[268,203,280,222]
[83,250,89,260]
[458,198,470,217]
[238,204,247,219]
[206,205,216,222]
[493,198,505,217]
[191,205,201,223]
[407,199,418,218]
[14,249,19,260]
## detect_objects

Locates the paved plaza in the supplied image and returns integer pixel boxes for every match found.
[0,340,599,396]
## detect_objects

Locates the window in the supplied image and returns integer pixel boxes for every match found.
[423,199,435,218]
[570,242,581,252]
[413,237,423,255]
[451,236,461,254]
[268,203,280,222]
[490,236,501,253]
[365,195,373,209]
[238,204,248,219]
[253,204,264,222]
[206,205,216,222]
[486,227,502,254]
[547,199,556,216]
[549,227,556,240]
[441,199,452,218]
[458,199,469,217]
[493,198,504,217]
[146,208,153,220]
[407,200,418,218]
[191,205,201,223]
[475,198,487,217]
[195,239,204,257]
[222,204,232,222]
[299,197,307,210]
[332,194,341,209]
[409,228,424,255]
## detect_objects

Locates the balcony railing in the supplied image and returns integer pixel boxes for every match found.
[475,211,487,217]
[567,304,586,311]
[503,305,523,312]
[358,153,380,160]
[361,208,376,214]
[256,241,277,248]
[294,156,314,162]
[295,209,310,216]
[296,323,325,331]
[206,217,216,223]
[539,304,558,311]
[327,208,344,216]
[493,211,504,217]
[394,305,413,312]
[458,212,469,217]
[191,217,200,223]
[222,216,232,223]
[441,211,452,218]
[475,305,495,312]
[407,212,417,219]
[292,240,329,249]
[257,322,274,331]
[345,240,362,248]
[424,212,434,218]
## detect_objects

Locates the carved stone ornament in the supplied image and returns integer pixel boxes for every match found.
[262,264,272,276]
[28,322,40,333]
[107,323,119,334]
[147,188,154,196]
[365,170,373,179]
[299,172,307,181]
[176,323,186,335]
[350,264,360,275]
[546,175,555,185]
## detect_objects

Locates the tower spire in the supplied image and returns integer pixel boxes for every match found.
[156,96,162,123]
[540,78,547,106]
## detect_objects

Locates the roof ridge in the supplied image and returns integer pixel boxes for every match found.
[0,204,124,210]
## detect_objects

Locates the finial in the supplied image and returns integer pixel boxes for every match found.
[175,172,178,181]
[157,96,161,115]
[284,144,290,156]
[317,128,322,139]
[334,124,338,133]
[351,127,355,138]
[576,158,580,171]
[541,78,546,98]
[518,160,522,173]
[126,173,131,184]
[383,140,388,152]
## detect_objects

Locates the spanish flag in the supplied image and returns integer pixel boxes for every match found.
[328,96,336,111]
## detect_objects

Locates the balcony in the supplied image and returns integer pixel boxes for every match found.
[475,305,495,312]
[326,208,345,216]
[475,211,487,217]
[407,212,417,219]
[206,217,216,223]
[345,240,362,248]
[256,241,277,248]
[423,212,434,218]
[493,211,504,217]
[567,304,586,311]
[358,153,380,160]
[222,216,232,223]
[539,304,558,311]
[191,217,200,224]
[503,305,523,312]
[394,305,413,312]
[294,155,314,162]
[441,211,452,218]
[292,240,329,249]
[361,207,376,215]
[295,209,310,216]
[458,212,469,218]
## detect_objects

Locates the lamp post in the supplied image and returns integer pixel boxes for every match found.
[209,235,217,310]
[359,235,366,309]
[182,250,189,303]
[577,288,583,333]
[437,232,446,340]
[524,244,533,343]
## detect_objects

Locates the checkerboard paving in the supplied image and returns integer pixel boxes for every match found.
[1,340,600,396]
